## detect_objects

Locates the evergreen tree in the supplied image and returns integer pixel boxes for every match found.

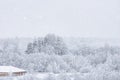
[26,43,34,54]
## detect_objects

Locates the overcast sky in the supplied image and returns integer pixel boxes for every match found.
[0,0,120,38]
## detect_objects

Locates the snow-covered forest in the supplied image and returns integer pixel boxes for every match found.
[0,0,119,79]
[0,34,120,80]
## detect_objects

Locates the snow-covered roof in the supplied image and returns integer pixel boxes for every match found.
[0,66,26,73]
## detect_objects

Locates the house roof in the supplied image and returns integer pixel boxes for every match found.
[0,66,26,73]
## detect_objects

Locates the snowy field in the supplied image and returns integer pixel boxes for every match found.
[1,72,120,80]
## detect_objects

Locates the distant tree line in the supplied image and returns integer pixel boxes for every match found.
[0,34,120,75]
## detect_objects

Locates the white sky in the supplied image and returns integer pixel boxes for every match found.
[0,0,120,38]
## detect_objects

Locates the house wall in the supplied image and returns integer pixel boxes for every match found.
[0,72,9,76]
[13,71,27,76]
[0,71,26,77]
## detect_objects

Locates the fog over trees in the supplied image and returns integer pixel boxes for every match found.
[0,34,120,80]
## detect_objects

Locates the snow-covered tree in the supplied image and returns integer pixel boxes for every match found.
[25,34,68,55]
[26,43,34,54]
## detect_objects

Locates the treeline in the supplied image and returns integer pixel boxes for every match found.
[0,34,120,74]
